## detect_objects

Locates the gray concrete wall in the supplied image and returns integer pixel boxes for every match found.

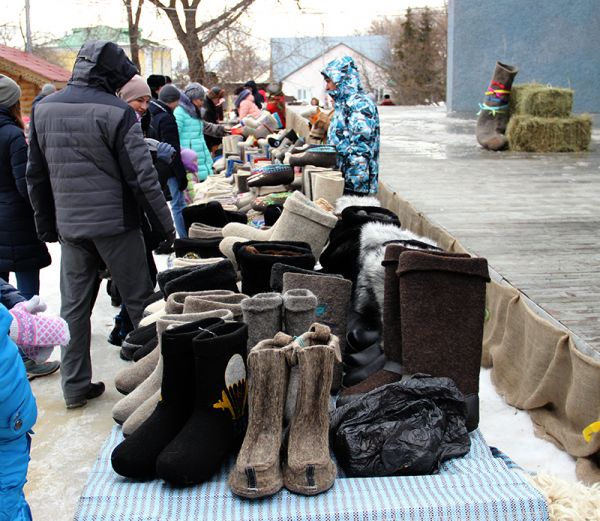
[447,0,600,114]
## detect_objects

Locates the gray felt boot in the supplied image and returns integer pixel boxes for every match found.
[228,333,293,498]
[241,293,283,351]
[283,324,340,495]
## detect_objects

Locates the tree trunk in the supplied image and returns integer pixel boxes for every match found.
[129,24,142,71]
[184,37,205,84]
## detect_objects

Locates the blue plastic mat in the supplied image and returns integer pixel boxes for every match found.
[74,428,549,521]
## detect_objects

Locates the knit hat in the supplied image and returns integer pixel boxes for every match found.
[118,74,151,102]
[184,82,205,101]
[180,148,198,173]
[158,84,181,103]
[0,75,21,108]
[40,83,56,96]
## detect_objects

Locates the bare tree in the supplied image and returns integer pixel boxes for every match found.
[212,27,268,83]
[0,23,16,46]
[123,0,144,71]
[146,0,256,83]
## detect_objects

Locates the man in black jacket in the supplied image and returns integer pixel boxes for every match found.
[149,84,188,239]
[26,41,175,408]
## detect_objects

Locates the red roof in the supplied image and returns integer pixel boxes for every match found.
[0,44,71,82]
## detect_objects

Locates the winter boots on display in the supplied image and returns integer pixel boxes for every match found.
[398,250,490,431]
[229,324,340,498]
[112,319,249,485]
[476,61,519,151]
[288,144,338,169]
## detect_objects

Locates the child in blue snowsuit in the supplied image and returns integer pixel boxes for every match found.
[322,56,380,195]
[0,297,37,521]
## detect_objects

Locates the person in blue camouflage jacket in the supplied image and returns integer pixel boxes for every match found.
[322,56,380,195]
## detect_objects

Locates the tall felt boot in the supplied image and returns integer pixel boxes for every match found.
[283,324,339,495]
[111,317,224,480]
[282,272,352,392]
[163,259,238,296]
[155,322,249,485]
[121,389,160,437]
[337,242,461,406]
[111,310,233,425]
[234,241,315,296]
[398,250,489,431]
[282,289,317,337]
[182,292,248,320]
[165,289,237,315]
[241,293,283,351]
[476,61,519,151]
[229,333,292,498]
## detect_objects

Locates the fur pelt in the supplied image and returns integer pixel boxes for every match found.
[335,195,380,215]
[353,222,438,317]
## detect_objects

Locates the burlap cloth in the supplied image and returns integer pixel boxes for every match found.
[378,183,600,483]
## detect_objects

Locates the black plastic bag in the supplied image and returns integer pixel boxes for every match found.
[330,375,471,477]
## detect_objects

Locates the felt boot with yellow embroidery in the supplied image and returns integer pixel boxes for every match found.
[111,317,224,480]
[156,321,249,485]
[229,333,292,498]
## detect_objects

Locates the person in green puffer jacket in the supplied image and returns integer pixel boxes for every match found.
[174,83,228,181]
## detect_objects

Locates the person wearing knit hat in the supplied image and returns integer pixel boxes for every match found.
[147,74,166,99]
[117,74,152,119]
[204,86,226,154]
[149,83,188,238]
[174,82,228,182]
[0,74,55,383]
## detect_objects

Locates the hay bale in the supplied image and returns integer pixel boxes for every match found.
[510,83,574,118]
[507,114,592,152]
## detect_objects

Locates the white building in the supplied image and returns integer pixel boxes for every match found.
[271,36,390,106]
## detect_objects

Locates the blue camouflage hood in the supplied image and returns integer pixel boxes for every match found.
[322,56,363,102]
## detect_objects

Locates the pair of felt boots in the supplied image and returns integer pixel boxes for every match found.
[229,324,340,498]
[339,244,490,432]
[111,317,248,485]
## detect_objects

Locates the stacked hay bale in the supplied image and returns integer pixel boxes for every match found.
[507,83,592,152]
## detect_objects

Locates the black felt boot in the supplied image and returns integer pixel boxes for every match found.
[156,321,249,485]
[110,317,224,480]
[476,61,519,151]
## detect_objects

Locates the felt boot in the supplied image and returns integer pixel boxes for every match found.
[398,250,490,431]
[114,342,159,396]
[221,191,337,261]
[311,172,344,205]
[182,201,246,232]
[111,317,225,479]
[247,164,294,188]
[165,289,239,314]
[122,389,160,437]
[130,336,158,362]
[234,241,315,296]
[111,310,233,425]
[283,324,339,495]
[337,242,456,406]
[476,61,519,151]
[155,322,249,485]
[188,222,223,239]
[282,272,352,392]
[120,323,158,361]
[289,144,338,169]
[163,259,238,296]
[229,334,292,498]
[182,293,248,320]
[174,237,224,259]
[282,289,317,337]
[241,293,283,351]
[269,262,343,293]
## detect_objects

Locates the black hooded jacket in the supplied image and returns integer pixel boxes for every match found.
[26,41,174,242]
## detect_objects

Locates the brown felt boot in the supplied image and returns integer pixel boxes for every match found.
[397,250,490,431]
[476,61,519,151]
[283,324,340,495]
[337,243,465,406]
[228,333,293,498]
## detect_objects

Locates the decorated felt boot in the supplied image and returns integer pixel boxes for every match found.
[283,324,340,495]
[155,322,249,485]
[289,144,338,168]
[229,333,292,498]
[247,164,294,188]
[111,310,233,425]
[111,317,224,480]
[398,250,490,431]
[241,293,283,351]
[476,61,519,151]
